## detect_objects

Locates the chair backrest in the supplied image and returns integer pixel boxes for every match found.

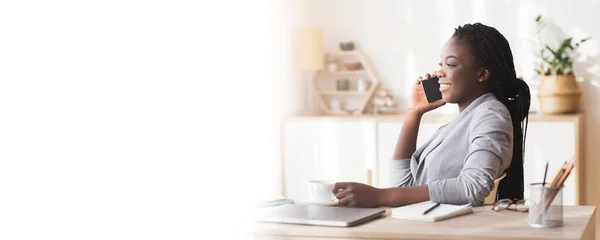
[484,173,507,205]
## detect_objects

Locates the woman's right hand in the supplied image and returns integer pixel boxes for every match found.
[407,73,446,116]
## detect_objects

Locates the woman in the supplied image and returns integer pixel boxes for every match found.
[332,23,530,207]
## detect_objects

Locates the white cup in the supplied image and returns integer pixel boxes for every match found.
[307,180,336,202]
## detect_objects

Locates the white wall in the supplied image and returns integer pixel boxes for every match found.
[297,0,598,111]
[289,0,600,204]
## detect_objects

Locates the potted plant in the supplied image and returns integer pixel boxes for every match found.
[535,15,590,114]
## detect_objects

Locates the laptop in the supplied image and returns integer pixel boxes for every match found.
[254,204,385,227]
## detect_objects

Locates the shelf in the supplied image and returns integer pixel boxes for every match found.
[311,50,379,115]
[322,70,367,76]
[325,51,360,56]
[289,112,584,123]
[319,91,369,96]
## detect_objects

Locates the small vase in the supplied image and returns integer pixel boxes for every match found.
[537,74,582,114]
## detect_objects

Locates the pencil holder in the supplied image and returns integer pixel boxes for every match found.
[528,183,563,228]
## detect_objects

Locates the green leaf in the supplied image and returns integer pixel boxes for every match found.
[536,15,542,22]
[545,45,558,56]
[556,38,573,55]
[545,45,564,68]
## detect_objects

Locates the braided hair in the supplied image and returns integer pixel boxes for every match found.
[453,23,531,201]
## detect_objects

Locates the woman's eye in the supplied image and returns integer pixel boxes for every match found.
[439,62,456,68]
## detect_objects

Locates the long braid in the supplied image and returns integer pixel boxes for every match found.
[454,23,531,201]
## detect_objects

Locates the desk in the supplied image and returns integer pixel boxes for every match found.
[253,205,595,240]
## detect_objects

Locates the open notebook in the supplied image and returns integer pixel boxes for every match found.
[391,201,473,222]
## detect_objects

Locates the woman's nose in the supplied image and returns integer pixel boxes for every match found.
[436,69,445,78]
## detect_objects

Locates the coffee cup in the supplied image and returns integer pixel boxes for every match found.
[307,180,336,202]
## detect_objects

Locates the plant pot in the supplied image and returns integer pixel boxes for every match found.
[537,74,582,114]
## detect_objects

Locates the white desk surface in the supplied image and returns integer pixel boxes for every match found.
[252,205,595,240]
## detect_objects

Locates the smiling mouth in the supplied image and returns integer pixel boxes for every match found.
[440,83,451,91]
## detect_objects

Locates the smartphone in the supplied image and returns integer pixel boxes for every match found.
[421,76,443,103]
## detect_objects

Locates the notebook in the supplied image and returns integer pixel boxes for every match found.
[391,201,473,222]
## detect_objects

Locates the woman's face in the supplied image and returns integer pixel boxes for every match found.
[437,37,487,110]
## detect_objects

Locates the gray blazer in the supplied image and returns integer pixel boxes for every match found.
[390,93,514,206]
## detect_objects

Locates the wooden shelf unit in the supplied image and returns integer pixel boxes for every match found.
[318,91,370,96]
[311,50,381,115]
[322,70,368,76]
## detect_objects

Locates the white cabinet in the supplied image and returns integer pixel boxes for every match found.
[282,115,582,205]
[282,119,377,201]
[523,121,578,205]
[375,122,445,188]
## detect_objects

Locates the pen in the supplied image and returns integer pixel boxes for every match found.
[542,162,549,186]
[423,202,441,215]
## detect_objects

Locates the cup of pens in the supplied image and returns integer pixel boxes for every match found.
[528,159,574,228]
[528,183,563,228]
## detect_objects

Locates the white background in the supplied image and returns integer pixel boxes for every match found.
[0,0,285,239]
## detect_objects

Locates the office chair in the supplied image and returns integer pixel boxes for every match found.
[484,173,507,205]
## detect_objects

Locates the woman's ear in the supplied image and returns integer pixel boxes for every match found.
[478,68,490,82]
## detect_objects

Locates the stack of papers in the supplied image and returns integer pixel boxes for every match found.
[391,201,473,222]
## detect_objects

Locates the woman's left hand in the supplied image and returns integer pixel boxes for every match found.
[332,182,383,208]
